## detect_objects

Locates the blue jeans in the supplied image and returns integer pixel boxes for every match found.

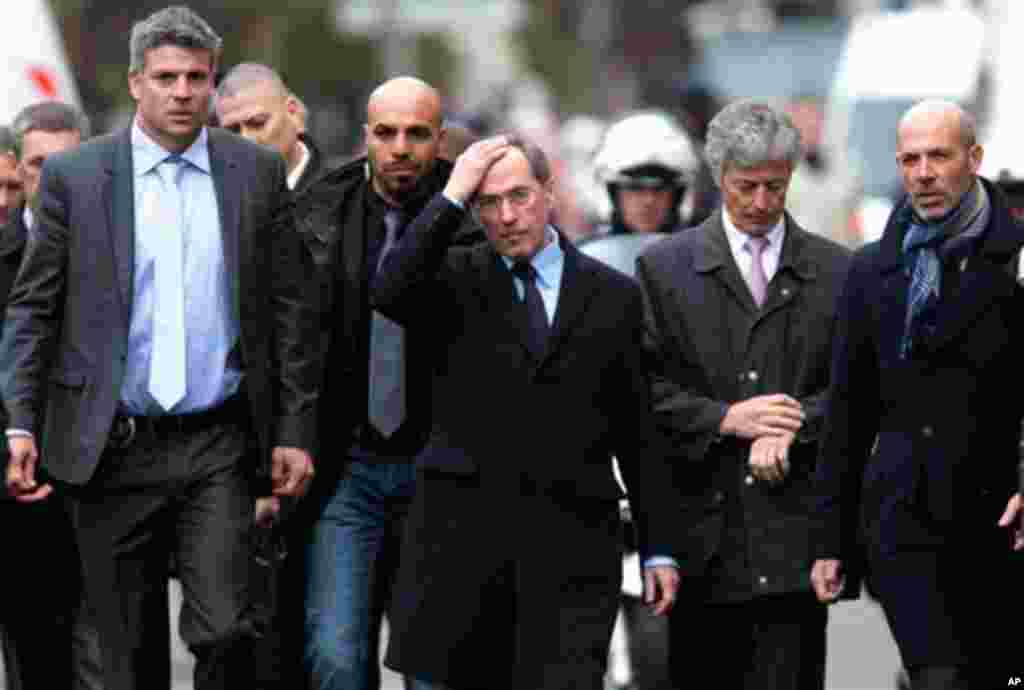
[304,459,438,690]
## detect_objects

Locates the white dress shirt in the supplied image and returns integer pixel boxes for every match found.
[286,139,311,191]
[721,210,786,294]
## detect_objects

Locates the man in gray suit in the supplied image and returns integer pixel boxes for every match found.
[1,7,319,690]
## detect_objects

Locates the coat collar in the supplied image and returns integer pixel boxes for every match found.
[693,210,818,281]
[876,176,1021,274]
[876,177,1024,355]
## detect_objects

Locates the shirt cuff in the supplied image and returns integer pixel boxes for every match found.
[5,429,34,440]
[643,555,678,569]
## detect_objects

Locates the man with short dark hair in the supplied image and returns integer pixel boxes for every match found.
[374,133,680,688]
[215,62,321,195]
[1,7,319,690]
[11,101,89,221]
[8,101,87,234]
[812,100,1024,690]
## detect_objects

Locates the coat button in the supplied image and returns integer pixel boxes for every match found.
[712,491,725,505]
[747,370,759,382]
[745,475,755,486]
[781,288,791,297]
[758,575,768,586]
[921,426,934,438]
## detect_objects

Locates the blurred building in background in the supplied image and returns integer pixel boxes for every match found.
[19,0,1004,245]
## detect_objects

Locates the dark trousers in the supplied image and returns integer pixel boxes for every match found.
[65,410,253,690]
[870,547,1024,690]
[668,591,827,690]
[0,496,79,690]
[385,470,623,690]
[906,666,966,690]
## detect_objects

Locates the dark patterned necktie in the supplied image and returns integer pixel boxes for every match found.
[511,261,549,355]
[368,209,406,437]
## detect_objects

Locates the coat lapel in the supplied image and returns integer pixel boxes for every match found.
[543,236,599,363]
[104,129,135,321]
[695,212,761,315]
[759,216,818,318]
[341,181,368,331]
[208,131,242,317]
[476,246,537,358]
[928,257,1016,352]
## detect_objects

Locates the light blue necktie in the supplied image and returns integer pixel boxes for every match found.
[149,155,187,411]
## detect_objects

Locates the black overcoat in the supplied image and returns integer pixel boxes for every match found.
[813,177,1024,670]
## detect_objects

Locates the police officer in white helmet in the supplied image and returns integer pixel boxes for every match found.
[592,111,701,237]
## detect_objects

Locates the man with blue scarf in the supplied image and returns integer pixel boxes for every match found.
[811,100,1024,690]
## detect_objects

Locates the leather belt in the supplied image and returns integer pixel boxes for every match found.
[108,395,243,449]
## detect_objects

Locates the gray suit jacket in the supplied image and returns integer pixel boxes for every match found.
[0,127,320,485]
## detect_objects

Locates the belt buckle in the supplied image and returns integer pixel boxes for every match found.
[109,415,137,449]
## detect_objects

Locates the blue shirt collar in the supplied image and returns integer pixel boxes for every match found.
[131,119,211,176]
[502,226,562,288]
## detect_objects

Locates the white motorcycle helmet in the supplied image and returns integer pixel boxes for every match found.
[593,110,699,189]
[592,111,701,232]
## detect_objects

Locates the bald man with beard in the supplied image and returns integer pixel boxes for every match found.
[296,76,481,690]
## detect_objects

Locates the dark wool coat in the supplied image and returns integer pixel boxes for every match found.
[638,210,851,600]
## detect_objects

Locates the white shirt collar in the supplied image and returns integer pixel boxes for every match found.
[287,139,311,191]
[22,205,33,231]
[721,209,786,258]
[131,119,211,176]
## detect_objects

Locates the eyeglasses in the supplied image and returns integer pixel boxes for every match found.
[473,186,536,215]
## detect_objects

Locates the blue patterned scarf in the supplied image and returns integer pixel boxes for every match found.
[901,180,989,359]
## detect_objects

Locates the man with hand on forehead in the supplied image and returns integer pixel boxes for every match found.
[374,134,681,688]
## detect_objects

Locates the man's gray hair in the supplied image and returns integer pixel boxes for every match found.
[704,100,802,187]
[129,5,222,74]
[11,102,90,158]
[216,62,287,101]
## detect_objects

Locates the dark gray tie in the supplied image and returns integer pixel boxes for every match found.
[368,209,406,437]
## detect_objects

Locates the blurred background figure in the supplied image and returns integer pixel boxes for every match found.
[438,118,479,162]
[557,114,607,233]
[783,96,857,243]
[12,101,87,226]
[0,129,24,228]
[0,101,93,690]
